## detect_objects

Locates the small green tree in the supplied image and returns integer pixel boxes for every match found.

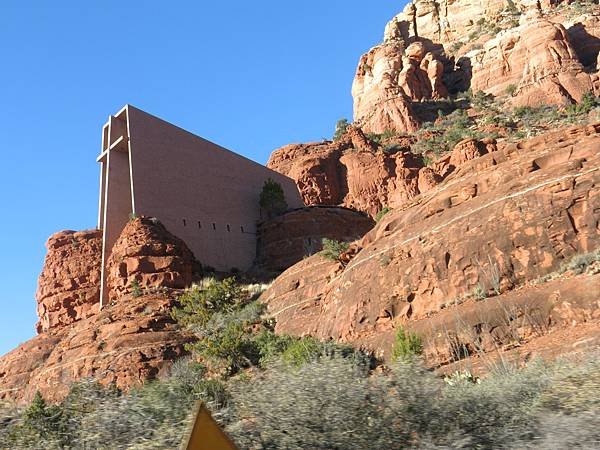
[130,280,142,298]
[260,178,288,219]
[333,118,349,141]
[320,238,349,262]
[391,326,423,361]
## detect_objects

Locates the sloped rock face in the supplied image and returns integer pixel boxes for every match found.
[470,16,596,106]
[262,123,600,358]
[0,294,189,404]
[36,229,102,333]
[256,207,374,272]
[106,217,196,303]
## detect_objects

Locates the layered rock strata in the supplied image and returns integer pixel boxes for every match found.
[256,207,375,272]
[262,123,600,360]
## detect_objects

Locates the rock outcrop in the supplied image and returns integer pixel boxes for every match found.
[0,217,200,404]
[469,15,596,106]
[0,294,189,404]
[351,39,449,133]
[36,229,102,333]
[256,207,375,272]
[268,132,501,217]
[262,123,600,361]
[106,217,197,303]
[351,1,600,132]
[384,0,510,46]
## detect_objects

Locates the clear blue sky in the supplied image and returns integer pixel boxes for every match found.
[0,1,406,356]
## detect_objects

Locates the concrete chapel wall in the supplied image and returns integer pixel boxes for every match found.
[124,105,303,272]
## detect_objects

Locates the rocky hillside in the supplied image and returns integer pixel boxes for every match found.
[1,0,599,406]
[351,0,600,133]
[263,120,600,369]
[0,210,369,403]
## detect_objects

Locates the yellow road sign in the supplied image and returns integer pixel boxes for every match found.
[181,402,239,450]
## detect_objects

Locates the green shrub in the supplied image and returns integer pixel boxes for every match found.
[171,278,262,373]
[259,178,288,218]
[391,326,423,361]
[333,118,349,141]
[565,92,600,117]
[383,143,401,154]
[4,354,600,449]
[412,109,482,157]
[130,279,142,298]
[505,83,517,96]
[320,238,349,262]
[375,207,392,222]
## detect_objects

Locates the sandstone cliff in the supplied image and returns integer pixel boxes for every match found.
[352,1,600,132]
[262,122,600,367]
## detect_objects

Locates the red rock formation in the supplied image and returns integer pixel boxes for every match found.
[262,123,600,360]
[470,15,595,106]
[0,217,201,404]
[106,217,196,303]
[256,207,374,272]
[0,294,189,404]
[366,2,600,111]
[268,132,500,217]
[36,229,102,333]
[351,39,449,133]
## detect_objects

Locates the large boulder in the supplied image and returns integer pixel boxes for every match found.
[106,217,196,303]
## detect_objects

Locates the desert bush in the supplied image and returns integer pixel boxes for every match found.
[383,143,402,154]
[366,129,398,145]
[3,354,600,448]
[505,83,517,96]
[412,109,484,157]
[320,238,349,262]
[559,249,600,275]
[259,178,288,218]
[172,278,262,373]
[565,92,600,117]
[333,118,349,141]
[391,326,423,361]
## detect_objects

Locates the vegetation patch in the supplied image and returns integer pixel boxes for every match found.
[320,238,350,262]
